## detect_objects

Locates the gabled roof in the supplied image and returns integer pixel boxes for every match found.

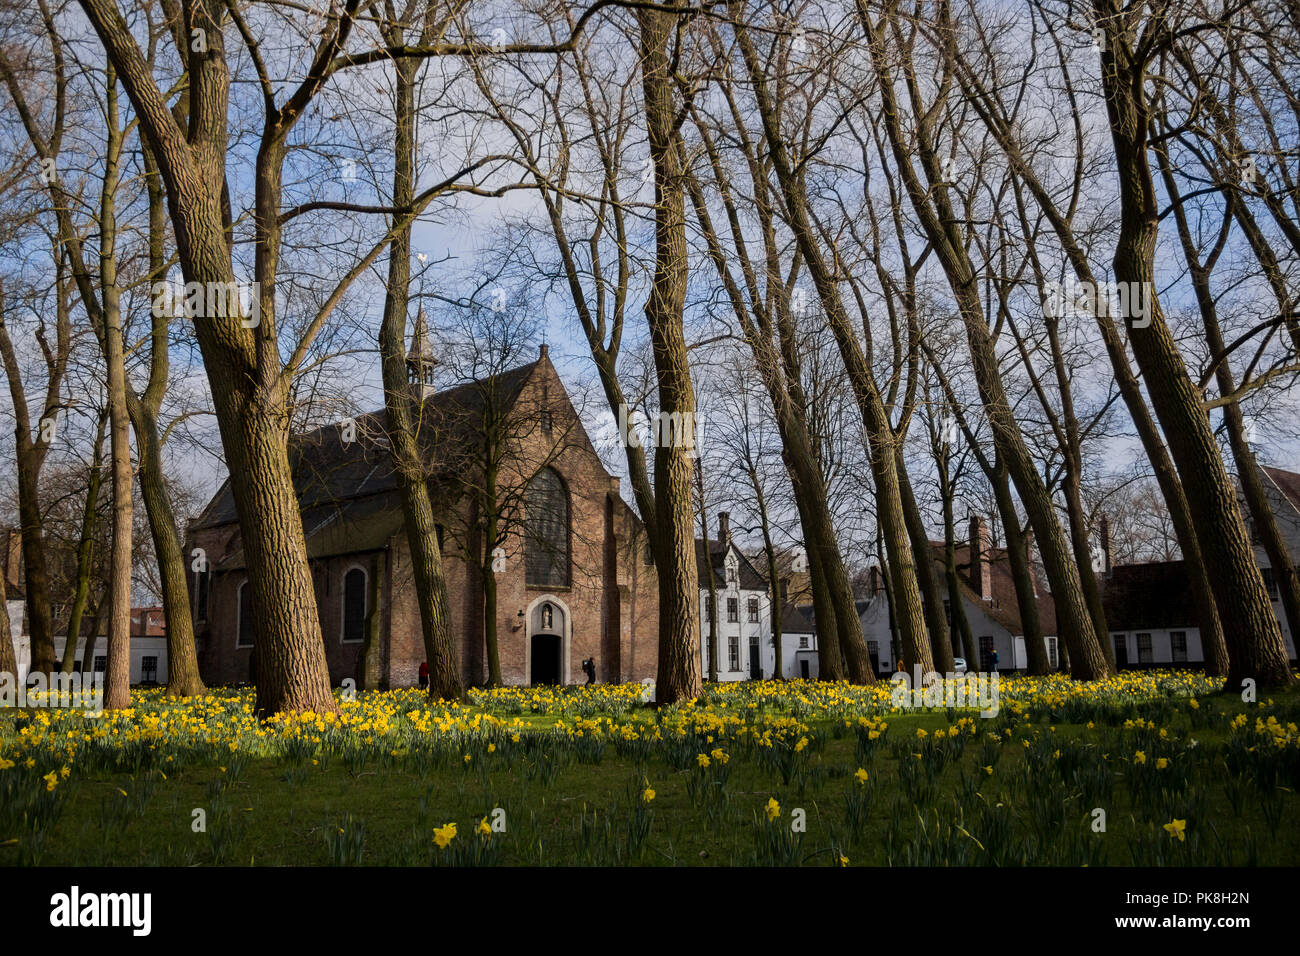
[937,540,1059,637]
[1261,465,1300,516]
[695,539,767,591]
[780,603,815,634]
[192,360,542,534]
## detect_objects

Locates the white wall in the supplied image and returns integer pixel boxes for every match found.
[11,634,168,684]
[699,586,771,680]
[860,593,1058,673]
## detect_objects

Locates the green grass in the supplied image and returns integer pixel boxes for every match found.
[2,678,1298,866]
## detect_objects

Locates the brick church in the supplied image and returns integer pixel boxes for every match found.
[185,319,659,689]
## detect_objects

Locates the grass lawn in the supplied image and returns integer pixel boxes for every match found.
[1,671,1298,866]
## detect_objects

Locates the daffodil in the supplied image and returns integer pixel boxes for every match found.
[432,822,458,848]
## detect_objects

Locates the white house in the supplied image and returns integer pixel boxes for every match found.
[697,513,777,681]
[860,516,1061,674]
[778,603,819,680]
[1104,464,1300,666]
[8,605,170,685]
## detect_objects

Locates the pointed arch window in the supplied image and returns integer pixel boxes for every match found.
[342,567,367,643]
[526,467,570,588]
[236,580,254,648]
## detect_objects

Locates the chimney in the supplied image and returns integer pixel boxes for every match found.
[968,514,991,601]
[1098,514,1111,574]
[717,512,730,546]
[539,343,549,361]
[868,565,881,596]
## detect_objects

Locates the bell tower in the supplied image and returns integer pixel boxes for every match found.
[406,306,438,402]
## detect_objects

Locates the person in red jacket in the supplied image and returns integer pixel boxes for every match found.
[418,661,429,689]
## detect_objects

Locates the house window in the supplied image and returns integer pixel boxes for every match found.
[799,636,809,649]
[94,655,107,672]
[525,467,570,588]
[1261,567,1279,601]
[727,597,739,623]
[748,597,759,623]
[342,568,367,643]
[726,563,737,587]
[1113,634,1128,667]
[1137,633,1153,664]
[541,410,553,435]
[704,595,712,623]
[728,634,740,671]
[1171,631,1188,663]
[1046,636,1058,669]
[237,580,254,648]
[141,656,158,683]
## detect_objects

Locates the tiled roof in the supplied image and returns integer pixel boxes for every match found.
[695,539,768,591]
[193,360,540,533]
[780,603,815,634]
[936,540,1059,637]
[1262,465,1300,515]
[190,361,547,572]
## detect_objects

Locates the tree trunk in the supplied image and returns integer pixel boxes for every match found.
[682,139,872,685]
[897,449,954,671]
[379,54,463,702]
[859,5,1108,679]
[132,400,206,696]
[990,460,1051,675]
[61,413,107,676]
[132,142,205,697]
[639,7,703,704]
[0,559,15,679]
[79,598,102,680]
[956,44,1229,675]
[80,0,340,716]
[99,74,132,712]
[360,552,385,690]
[481,484,503,687]
[938,469,978,668]
[1095,1,1293,687]
[696,469,719,684]
[753,478,783,680]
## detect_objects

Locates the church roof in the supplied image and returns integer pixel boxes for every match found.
[191,359,544,569]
